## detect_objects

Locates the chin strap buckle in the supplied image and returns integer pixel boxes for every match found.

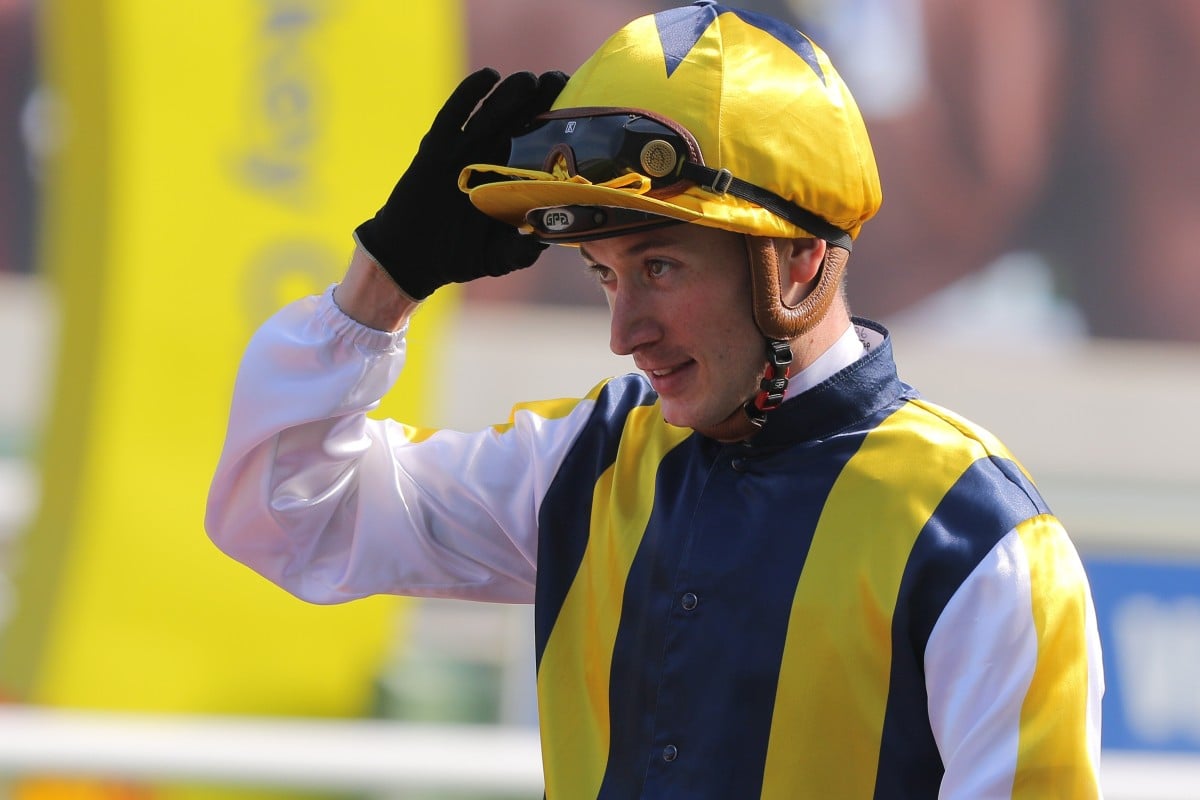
[743,338,793,428]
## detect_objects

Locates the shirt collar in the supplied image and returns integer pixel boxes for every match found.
[742,319,909,448]
[782,322,867,401]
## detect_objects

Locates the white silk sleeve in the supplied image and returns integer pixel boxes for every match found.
[205,287,595,605]
[926,525,1104,798]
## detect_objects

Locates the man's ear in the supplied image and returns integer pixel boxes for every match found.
[776,237,828,308]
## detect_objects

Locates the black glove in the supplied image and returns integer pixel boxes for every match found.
[354,68,569,300]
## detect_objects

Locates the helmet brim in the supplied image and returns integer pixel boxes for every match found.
[463,164,703,232]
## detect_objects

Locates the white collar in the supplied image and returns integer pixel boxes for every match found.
[782,323,873,401]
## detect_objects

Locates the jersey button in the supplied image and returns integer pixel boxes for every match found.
[681,592,698,611]
[662,744,678,762]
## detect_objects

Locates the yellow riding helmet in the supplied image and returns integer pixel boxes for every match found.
[460,1,882,245]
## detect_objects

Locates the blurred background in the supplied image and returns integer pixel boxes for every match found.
[0,0,1198,797]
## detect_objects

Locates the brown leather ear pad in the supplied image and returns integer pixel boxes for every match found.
[747,237,849,340]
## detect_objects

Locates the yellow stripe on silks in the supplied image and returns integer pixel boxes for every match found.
[911,399,1027,480]
[761,401,981,799]
[400,385,608,444]
[491,383,610,436]
[538,405,691,798]
[1013,515,1100,800]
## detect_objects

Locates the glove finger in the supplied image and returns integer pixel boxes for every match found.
[498,70,570,140]
[462,70,539,142]
[501,231,549,271]
[428,68,501,139]
[532,71,569,116]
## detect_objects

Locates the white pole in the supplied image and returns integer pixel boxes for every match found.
[2,705,1198,798]
[0,705,543,793]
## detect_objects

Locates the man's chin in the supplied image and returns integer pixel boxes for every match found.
[660,401,726,432]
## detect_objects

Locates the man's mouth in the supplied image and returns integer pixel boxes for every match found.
[643,360,695,393]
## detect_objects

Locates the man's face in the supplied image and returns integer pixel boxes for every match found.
[580,224,765,431]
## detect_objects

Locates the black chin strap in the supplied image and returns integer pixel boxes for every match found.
[742,338,793,429]
[694,337,793,442]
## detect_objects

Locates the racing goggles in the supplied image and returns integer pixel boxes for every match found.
[505,107,855,249]
[508,108,702,196]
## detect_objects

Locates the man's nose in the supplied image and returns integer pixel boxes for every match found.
[608,288,660,356]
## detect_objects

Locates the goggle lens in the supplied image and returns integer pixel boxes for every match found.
[495,108,856,249]
[508,111,698,191]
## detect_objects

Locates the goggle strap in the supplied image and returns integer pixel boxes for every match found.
[678,162,854,251]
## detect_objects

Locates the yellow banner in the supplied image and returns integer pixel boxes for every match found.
[0,0,461,766]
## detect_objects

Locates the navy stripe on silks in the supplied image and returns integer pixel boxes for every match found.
[535,375,659,669]
[594,434,712,799]
[991,455,1052,517]
[873,455,1051,799]
[597,426,876,799]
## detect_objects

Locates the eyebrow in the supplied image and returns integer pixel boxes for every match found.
[579,235,682,264]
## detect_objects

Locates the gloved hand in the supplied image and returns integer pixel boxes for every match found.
[354,68,569,300]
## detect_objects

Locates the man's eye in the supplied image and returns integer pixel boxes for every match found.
[590,265,616,284]
[647,259,671,278]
